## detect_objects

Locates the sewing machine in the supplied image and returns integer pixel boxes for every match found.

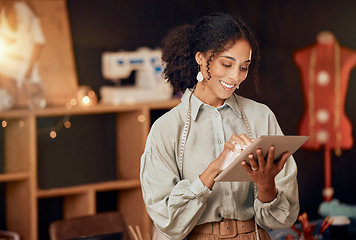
[100,47,173,105]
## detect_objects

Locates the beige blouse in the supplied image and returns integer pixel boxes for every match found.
[140,89,299,240]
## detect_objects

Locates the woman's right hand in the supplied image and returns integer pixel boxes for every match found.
[199,134,253,189]
[213,133,254,171]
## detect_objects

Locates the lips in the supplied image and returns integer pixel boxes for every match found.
[219,80,235,89]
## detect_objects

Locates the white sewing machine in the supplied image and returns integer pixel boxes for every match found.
[100,47,173,105]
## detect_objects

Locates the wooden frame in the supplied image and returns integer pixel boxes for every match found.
[31,0,78,106]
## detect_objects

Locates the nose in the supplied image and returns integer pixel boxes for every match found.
[228,66,240,82]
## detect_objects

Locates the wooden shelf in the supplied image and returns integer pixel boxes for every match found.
[0,98,180,240]
[0,171,30,182]
[0,98,181,118]
[37,179,141,198]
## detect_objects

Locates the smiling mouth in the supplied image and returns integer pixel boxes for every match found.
[219,80,235,89]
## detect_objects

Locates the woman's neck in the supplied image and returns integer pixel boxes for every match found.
[193,86,224,107]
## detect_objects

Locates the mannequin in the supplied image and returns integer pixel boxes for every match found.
[294,31,356,201]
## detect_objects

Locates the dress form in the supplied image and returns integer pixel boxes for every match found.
[294,31,356,201]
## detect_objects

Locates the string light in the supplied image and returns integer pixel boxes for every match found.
[82,96,90,105]
[70,98,77,106]
[37,115,71,138]
[1,117,71,139]
[76,86,97,107]
[11,86,96,138]
[18,120,25,128]
[64,120,71,129]
[38,86,97,138]
[137,114,145,123]
[65,100,74,109]
[0,120,26,129]
[49,130,57,139]
[1,120,7,128]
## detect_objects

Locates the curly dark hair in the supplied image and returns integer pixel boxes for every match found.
[161,12,260,93]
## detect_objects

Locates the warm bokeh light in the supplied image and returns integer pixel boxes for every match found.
[18,120,25,128]
[82,96,90,105]
[65,101,73,109]
[50,130,57,139]
[70,98,77,106]
[76,86,97,107]
[137,114,145,122]
[88,90,96,98]
[1,120,7,128]
[64,120,71,128]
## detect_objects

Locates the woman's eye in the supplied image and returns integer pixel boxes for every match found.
[240,66,249,71]
[222,63,232,67]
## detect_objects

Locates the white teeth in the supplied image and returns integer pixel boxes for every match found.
[220,80,234,89]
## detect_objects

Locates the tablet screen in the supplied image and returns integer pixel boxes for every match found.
[214,135,309,182]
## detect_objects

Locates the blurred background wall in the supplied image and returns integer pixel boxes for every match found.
[66,0,356,220]
[0,1,348,239]
[1,1,355,239]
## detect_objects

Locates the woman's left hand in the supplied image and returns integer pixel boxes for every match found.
[241,146,291,202]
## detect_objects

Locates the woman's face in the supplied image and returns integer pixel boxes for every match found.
[195,39,252,107]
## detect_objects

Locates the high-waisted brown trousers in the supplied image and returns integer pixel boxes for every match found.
[187,219,271,240]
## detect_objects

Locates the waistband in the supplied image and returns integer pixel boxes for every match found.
[191,218,257,238]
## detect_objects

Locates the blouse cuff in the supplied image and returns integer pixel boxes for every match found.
[255,188,281,210]
[188,177,212,203]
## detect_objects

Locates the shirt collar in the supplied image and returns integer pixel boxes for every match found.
[181,89,203,121]
[225,93,242,118]
[181,89,242,121]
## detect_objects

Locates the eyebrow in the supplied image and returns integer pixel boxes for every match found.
[221,55,251,63]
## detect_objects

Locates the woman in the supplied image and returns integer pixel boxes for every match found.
[140,13,299,240]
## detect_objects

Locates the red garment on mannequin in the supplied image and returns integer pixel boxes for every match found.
[294,37,356,151]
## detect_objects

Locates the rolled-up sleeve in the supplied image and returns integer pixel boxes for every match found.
[140,119,212,240]
[253,108,300,229]
[254,155,299,229]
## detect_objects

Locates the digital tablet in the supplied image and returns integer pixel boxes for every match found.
[214,135,309,182]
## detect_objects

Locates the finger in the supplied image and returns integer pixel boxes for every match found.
[224,142,235,152]
[239,134,253,145]
[255,148,266,168]
[229,140,242,152]
[241,160,253,173]
[229,134,247,150]
[265,146,276,167]
[227,142,245,156]
[275,152,291,171]
[248,153,259,171]
[220,142,235,160]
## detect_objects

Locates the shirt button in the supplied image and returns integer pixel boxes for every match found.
[225,190,230,196]
[214,113,219,117]
[218,139,223,144]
